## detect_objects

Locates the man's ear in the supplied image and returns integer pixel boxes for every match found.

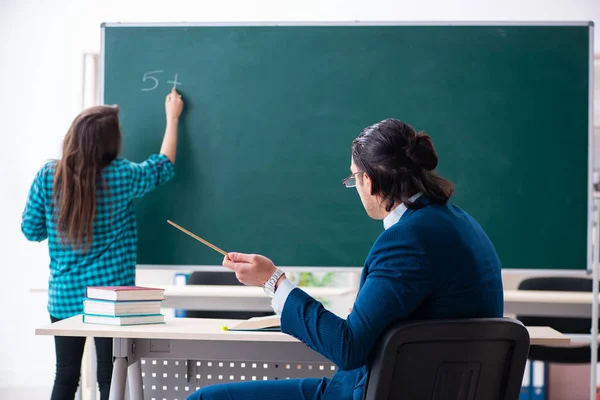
[363,173,374,195]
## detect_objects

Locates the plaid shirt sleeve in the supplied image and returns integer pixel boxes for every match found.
[128,154,176,199]
[22,166,49,242]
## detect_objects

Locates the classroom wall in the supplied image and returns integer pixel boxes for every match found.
[1,0,599,394]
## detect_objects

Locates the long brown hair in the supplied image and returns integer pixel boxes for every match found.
[53,105,122,250]
[352,118,455,211]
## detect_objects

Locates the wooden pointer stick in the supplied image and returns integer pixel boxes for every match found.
[167,220,229,257]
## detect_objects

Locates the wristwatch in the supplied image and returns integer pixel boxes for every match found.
[263,268,285,298]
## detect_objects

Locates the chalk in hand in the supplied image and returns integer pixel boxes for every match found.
[167,220,229,257]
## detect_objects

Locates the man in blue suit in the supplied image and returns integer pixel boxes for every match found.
[187,118,504,400]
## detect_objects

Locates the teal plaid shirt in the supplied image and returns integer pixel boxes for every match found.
[21,154,175,318]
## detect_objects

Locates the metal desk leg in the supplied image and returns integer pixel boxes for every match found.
[109,338,140,400]
[109,357,128,400]
[128,360,144,399]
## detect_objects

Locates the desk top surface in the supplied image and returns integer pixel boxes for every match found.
[31,286,598,304]
[503,290,597,304]
[526,326,571,346]
[35,316,570,346]
[31,287,597,303]
[161,285,354,298]
[36,316,295,342]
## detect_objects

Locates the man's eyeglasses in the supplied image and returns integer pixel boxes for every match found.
[342,172,365,188]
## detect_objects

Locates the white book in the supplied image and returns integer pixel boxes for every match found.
[84,299,162,316]
[82,314,165,326]
[85,286,165,301]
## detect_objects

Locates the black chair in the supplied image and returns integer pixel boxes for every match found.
[362,318,530,400]
[184,271,274,320]
[516,277,597,363]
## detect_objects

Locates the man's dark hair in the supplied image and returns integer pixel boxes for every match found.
[352,118,455,211]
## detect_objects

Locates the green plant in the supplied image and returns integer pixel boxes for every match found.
[286,271,335,307]
[289,271,335,287]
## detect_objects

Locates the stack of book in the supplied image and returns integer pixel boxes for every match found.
[82,286,165,326]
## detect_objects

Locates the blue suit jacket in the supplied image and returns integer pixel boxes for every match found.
[280,197,504,400]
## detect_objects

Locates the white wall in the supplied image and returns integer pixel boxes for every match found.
[1,0,599,391]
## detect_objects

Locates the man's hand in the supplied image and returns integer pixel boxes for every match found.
[222,252,278,286]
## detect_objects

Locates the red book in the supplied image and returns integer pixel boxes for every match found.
[86,286,165,301]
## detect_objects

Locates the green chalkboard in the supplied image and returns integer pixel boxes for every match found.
[102,23,592,269]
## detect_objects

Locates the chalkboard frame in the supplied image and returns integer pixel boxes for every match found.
[99,21,595,273]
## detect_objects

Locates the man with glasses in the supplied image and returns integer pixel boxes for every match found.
[188,118,504,400]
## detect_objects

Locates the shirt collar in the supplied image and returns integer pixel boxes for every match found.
[383,193,423,230]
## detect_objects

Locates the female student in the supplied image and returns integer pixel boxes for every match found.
[189,117,504,400]
[21,89,184,400]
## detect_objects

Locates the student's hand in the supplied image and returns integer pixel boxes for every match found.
[222,252,277,286]
[165,89,184,122]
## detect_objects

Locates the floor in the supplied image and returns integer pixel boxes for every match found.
[0,387,52,399]
[0,385,92,400]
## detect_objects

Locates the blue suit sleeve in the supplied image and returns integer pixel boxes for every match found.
[280,228,432,370]
[271,278,296,315]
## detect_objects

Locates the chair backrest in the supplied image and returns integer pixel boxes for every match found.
[184,271,274,320]
[187,271,244,286]
[363,318,530,400]
[516,276,594,363]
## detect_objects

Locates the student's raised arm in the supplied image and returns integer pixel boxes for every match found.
[160,89,184,163]
[128,89,183,199]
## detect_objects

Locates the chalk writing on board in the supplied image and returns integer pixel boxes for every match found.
[167,73,182,90]
[141,71,183,92]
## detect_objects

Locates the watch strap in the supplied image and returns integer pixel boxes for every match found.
[264,268,285,295]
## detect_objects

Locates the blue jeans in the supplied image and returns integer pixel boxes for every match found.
[186,377,329,400]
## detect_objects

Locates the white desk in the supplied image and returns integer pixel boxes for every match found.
[32,287,597,316]
[30,287,585,399]
[35,287,593,316]
[31,285,593,318]
[36,316,569,400]
[30,284,354,399]
[525,326,572,346]
[36,317,336,400]
[160,285,355,311]
[165,288,600,316]
[504,289,598,318]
